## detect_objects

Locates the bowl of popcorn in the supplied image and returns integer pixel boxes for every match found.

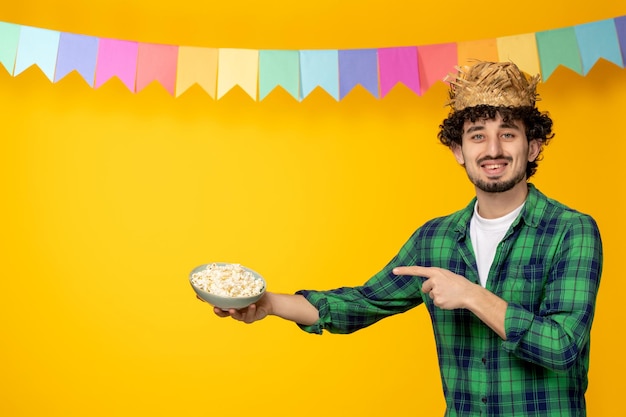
[189,262,266,309]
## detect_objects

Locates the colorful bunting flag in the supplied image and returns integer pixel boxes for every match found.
[615,16,626,67]
[378,46,420,97]
[417,43,457,95]
[136,43,178,95]
[457,39,499,67]
[55,33,99,85]
[259,50,300,100]
[300,50,339,100]
[536,27,582,81]
[14,26,60,81]
[0,15,624,101]
[0,22,20,75]
[338,49,379,99]
[95,39,138,91]
[497,33,541,77]
[575,19,624,75]
[217,48,258,100]
[176,46,218,98]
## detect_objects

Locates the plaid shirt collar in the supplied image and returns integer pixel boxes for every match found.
[453,182,546,240]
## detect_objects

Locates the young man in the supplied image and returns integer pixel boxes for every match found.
[212,61,603,416]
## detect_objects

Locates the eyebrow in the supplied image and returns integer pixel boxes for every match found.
[500,121,522,130]
[464,122,522,135]
[465,125,484,134]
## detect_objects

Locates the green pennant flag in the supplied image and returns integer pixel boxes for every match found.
[0,22,20,75]
[536,27,583,81]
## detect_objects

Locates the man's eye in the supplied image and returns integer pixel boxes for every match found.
[471,134,484,140]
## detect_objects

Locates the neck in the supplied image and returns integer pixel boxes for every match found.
[474,181,529,219]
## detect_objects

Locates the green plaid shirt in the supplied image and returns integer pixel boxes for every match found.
[297,184,603,416]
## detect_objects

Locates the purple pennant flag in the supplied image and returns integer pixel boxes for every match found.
[338,49,379,99]
[55,33,99,85]
[615,16,626,67]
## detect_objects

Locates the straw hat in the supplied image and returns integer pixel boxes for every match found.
[445,61,541,111]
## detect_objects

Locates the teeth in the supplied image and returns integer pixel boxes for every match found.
[485,164,503,169]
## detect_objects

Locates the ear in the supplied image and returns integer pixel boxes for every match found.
[451,143,465,165]
[527,139,541,162]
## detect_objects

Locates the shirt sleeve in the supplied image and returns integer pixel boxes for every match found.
[296,232,425,335]
[501,214,603,372]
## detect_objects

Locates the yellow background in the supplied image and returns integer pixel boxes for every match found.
[1,1,625,416]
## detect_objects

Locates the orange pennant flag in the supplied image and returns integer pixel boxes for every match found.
[176,46,218,98]
[457,39,499,67]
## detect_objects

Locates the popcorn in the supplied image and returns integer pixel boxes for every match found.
[190,263,264,297]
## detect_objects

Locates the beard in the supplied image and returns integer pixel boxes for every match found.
[464,158,527,193]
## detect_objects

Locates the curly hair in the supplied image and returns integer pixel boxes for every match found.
[437,105,555,179]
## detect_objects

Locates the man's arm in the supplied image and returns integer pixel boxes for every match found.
[212,292,320,325]
[393,265,507,339]
[394,213,603,373]
[463,285,508,340]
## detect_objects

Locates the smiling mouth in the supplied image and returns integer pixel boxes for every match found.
[480,162,508,176]
[483,164,505,170]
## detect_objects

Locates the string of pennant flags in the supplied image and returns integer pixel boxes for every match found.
[0,16,625,101]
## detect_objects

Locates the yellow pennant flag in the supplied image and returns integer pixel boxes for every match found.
[496,33,541,77]
[217,48,259,100]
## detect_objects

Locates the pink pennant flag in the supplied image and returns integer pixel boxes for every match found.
[417,43,458,95]
[378,46,420,97]
[95,38,139,92]
[136,43,178,95]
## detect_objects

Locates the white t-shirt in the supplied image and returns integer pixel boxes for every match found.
[470,202,524,288]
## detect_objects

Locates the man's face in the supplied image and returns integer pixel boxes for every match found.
[452,114,540,194]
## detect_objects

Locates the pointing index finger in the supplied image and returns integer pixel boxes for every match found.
[393,265,432,277]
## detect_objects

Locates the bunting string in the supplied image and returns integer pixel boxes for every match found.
[0,16,625,101]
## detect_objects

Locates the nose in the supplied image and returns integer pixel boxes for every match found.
[485,135,503,156]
